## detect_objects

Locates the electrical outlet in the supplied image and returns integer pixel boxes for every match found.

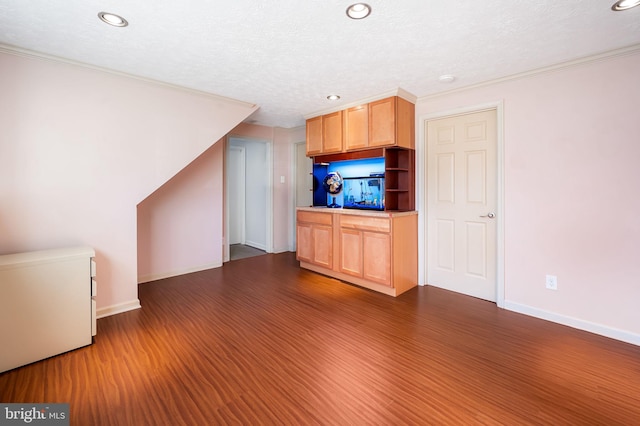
[545,275,558,290]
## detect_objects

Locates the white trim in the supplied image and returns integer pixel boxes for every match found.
[138,262,222,284]
[290,142,302,252]
[266,140,274,253]
[0,44,257,109]
[418,43,640,103]
[223,137,230,263]
[304,87,418,120]
[96,299,142,319]
[417,101,505,308]
[504,301,640,347]
[244,241,267,251]
[272,247,292,254]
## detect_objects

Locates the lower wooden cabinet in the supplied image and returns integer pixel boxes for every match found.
[296,211,333,269]
[339,228,363,277]
[362,231,391,285]
[297,208,417,296]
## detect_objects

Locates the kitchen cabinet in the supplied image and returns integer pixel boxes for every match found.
[339,214,392,286]
[322,111,343,153]
[338,228,362,277]
[306,95,414,155]
[369,96,415,149]
[306,116,322,155]
[297,208,417,296]
[296,210,333,269]
[305,111,343,156]
[344,104,369,151]
[362,231,391,285]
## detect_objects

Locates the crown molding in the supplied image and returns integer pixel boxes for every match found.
[0,44,257,109]
[418,43,640,102]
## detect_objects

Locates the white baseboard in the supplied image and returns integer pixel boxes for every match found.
[244,240,266,251]
[96,299,141,319]
[504,300,640,347]
[272,247,293,254]
[137,261,222,284]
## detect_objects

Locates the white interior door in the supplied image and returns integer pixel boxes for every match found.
[228,145,245,245]
[427,109,497,302]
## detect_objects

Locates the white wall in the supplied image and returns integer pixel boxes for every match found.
[0,49,257,315]
[416,49,640,344]
[137,140,225,283]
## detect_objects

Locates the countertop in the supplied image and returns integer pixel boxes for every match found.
[296,206,417,218]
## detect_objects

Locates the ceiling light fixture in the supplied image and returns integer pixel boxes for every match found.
[346,3,372,19]
[438,74,456,83]
[98,12,128,27]
[611,0,640,10]
[327,95,341,100]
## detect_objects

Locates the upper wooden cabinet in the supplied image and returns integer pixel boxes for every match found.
[305,116,323,155]
[368,96,415,149]
[344,104,369,151]
[305,111,343,156]
[306,96,414,156]
[322,111,343,154]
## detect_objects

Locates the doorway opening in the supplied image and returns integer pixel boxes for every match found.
[224,136,273,262]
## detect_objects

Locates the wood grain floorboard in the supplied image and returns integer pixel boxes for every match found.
[1,252,640,425]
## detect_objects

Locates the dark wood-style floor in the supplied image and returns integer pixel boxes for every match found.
[2,253,640,425]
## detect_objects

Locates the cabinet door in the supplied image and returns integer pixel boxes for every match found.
[369,97,396,147]
[296,222,314,263]
[344,105,369,151]
[306,116,323,156]
[363,231,391,286]
[339,228,363,277]
[312,225,333,269]
[395,97,415,149]
[322,111,343,153]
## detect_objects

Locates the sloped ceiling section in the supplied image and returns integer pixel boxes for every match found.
[0,46,258,204]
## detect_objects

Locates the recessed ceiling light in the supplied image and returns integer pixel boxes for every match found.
[611,0,640,10]
[346,3,372,19]
[98,12,128,27]
[327,95,341,100]
[438,74,456,83]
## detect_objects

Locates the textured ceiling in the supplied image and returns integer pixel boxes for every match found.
[1,1,639,128]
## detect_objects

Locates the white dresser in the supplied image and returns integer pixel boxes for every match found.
[0,246,96,373]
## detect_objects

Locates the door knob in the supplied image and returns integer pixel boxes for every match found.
[480,213,495,218]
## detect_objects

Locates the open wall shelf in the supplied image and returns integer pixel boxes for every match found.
[383,148,415,211]
[313,147,415,212]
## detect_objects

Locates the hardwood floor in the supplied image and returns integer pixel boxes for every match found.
[2,252,640,425]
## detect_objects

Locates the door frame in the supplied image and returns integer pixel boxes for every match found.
[417,101,505,307]
[223,135,273,262]
[227,144,246,247]
[292,141,312,251]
